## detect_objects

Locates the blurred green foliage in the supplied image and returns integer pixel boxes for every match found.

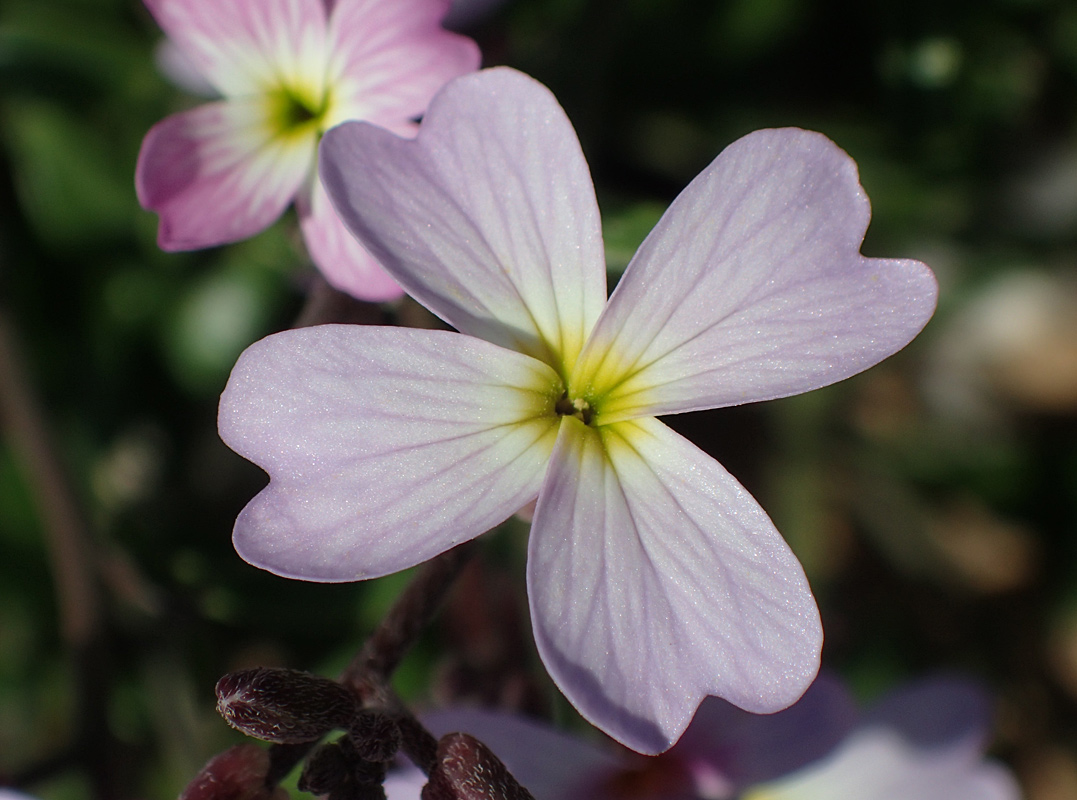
[2,0,1077,797]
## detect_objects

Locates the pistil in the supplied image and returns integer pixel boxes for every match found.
[555,393,593,425]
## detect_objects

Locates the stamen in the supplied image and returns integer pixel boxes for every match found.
[555,393,593,425]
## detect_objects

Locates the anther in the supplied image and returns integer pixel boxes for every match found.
[554,393,593,425]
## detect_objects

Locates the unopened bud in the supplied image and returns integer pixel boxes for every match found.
[349,710,402,762]
[179,744,288,800]
[216,667,357,744]
[421,733,535,800]
[300,737,387,800]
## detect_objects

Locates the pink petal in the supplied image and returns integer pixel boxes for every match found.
[528,416,822,755]
[136,100,314,250]
[143,0,329,96]
[573,128,938,424]
[218,326,560,581]
[319,68,608,377]
[296,179,404,302]
[154,39,219,97]
[324,0,480,128]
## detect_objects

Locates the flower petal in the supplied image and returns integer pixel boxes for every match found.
[527,415,822,754]
[136,100,314,250]
[673,672,857,790]
[143,0,329,96]
[296,178,404,302]
[862,675,994,752]
[218,326,560,580]
[324,0,481,128]
[319,67,608,378]
[743,729,1021,800]
[573,128,938,424]
[154,39,219,97]
[382,766,427,800]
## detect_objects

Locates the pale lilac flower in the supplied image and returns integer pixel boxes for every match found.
[382,676,1020,800]
[743,678,1021,800]
[136,0,480,301]
[218,67,938,752]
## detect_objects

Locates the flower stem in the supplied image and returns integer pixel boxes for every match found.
[264,540,479,784]
[343,540,479,689]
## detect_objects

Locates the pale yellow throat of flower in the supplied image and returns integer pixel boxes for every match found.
[264,81,333,143]
[565,339,658,428]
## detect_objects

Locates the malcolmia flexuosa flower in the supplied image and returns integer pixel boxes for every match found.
[741,677,1020,800]
[381,675,1021,800]
[218,67,938,753]
[136,0,479,301]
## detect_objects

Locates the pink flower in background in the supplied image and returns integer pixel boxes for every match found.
[383,675,1020,800]
[218,68,937,753]
[136,0,479,301]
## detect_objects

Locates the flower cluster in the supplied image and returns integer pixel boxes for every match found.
[218,66,938,753]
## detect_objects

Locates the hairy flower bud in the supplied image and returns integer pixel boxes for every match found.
[179,744,288,800]
[421,733,535,800]
[349,710,403,762]
[216,667,357,744]
[300,737,388,800]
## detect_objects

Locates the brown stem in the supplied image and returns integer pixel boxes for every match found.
[265,541,478,784]
[293,276,388,328]
[0,306,101,648]
[342,541,479,691]
[0,306,123,797]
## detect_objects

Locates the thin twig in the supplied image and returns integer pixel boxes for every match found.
[343,541,479,690]
[0,305,122,797]
[0,306,101,648]
[264,541,479,784]
[292,275,387,329]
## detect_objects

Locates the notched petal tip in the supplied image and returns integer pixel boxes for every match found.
[219,325,560,583]
[318,66,607,365]
[577,126,941,421]
[528,417,821,755]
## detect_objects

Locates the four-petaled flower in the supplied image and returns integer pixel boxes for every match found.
[136,0,479,301]
[218,67,938,753]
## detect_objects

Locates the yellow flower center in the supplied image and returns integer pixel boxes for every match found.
[559,340,656,428]
[266,84,331,140]
[554,392,594,425]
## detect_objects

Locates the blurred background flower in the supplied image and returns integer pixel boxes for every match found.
[2,0,1077,797]
[135,0,479,302]
[381,674,1018,800]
